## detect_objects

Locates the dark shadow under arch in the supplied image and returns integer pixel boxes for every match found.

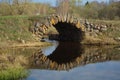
[49,22,84,42]
[47,42,84,64]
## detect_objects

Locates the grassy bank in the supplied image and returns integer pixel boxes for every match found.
[0,45,45,80]
[82,19,120,45]
[0,16,50,80]
[0,66,27,80]
[0,16,34,42]
[0,53,28,80]
[0,15,120,46]
[0,15,52,47]
[89,19,120,38]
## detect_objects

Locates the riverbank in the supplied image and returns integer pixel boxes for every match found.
[0,53,28,80]
[0,16,120,47]
[0,41,52,48]
[0,16,52,48]
[81,19,120,45]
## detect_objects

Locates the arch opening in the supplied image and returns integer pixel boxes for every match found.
[49,22,84,42]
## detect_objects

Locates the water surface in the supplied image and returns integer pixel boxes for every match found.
[26,41,120,80]
[27,61,120,80]
[1,41,120,80]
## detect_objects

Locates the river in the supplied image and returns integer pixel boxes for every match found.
[26,40,120,80]
[1,40,120,80]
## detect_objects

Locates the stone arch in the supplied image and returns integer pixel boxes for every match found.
[33,14,85,42]
[48,14,85,41]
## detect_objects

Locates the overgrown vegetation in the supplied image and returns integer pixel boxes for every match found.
[0,16,35,43]
[0,66,27,80]
[0,0,53,16]
[0,0,119,20]
[82,19,120,45]
[87,19,120,38]
[0,53,28,80]
[0,46,42,80]
[56,0,120,20]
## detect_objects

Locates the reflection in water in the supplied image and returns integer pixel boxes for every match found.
[29,42,120,71]
[2,45,120,80]
[41,40,59,56]
[48,42,83,64]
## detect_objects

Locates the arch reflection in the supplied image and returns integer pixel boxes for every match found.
[47,42,83,64]
[29,43,120,71]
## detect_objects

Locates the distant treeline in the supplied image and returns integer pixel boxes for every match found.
[0,0,120,20]
[81,1,120,20]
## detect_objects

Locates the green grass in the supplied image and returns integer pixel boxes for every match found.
[88,19,120,38]
[81,19,120,44]
[0,16,35,43]
[0,53,29,80]
[0,15,49,44]
[0,15,29,19]
[0,67,28,80]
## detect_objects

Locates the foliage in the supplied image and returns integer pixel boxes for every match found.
[0,67,28,80]
[55,0,120,20]
[0,0,51,16]
[89,19,120,38]
[0,53,28,80]
[0,0,119,20]
[0,16,35,43]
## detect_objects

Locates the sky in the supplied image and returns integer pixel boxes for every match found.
[33,0,110,6]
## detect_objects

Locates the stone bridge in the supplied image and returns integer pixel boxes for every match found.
[32,14,107,42]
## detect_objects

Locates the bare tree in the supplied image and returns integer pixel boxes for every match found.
[56,0,69,15]
[0,0,32,15]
